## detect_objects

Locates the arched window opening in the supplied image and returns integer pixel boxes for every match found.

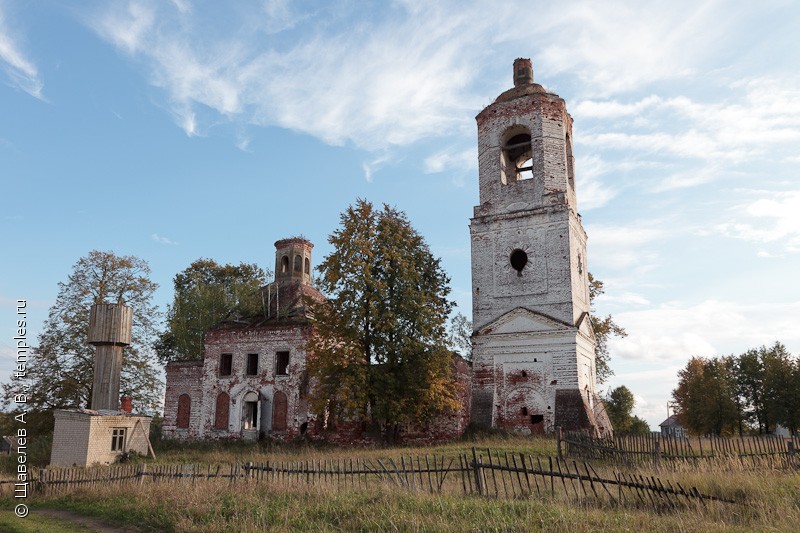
[177,394,191,429]
[294,255,302,272]
[502,131,533,183]
[281,255,289,273]
[214,392,230,430]
[304,257,310,275]
[566,133,575,190]
[242,391,259,430]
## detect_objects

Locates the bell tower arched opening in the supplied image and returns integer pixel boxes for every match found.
[500,127,533,184]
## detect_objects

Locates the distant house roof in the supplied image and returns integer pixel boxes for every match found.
[659,414,682,427]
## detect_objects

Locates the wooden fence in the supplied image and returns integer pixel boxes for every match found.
[560,430,800,469]
[20,448,735,509]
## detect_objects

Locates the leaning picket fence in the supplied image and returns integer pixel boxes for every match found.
[24,448,736,509]
[560,429,800,469]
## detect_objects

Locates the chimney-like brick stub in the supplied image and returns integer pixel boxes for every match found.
[513,58,533,86]
[120,396,133,413]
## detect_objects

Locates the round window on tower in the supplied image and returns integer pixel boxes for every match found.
[509,249,528,273]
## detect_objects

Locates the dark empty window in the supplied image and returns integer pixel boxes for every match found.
[521,406,529,416]
[276,351,290,376]
[304,257,310,274]
[111,428,126,451]
[530,414,544,424]
[246,353,258,376]
[220,353,232,376]
[281,255,289,273]
[510,249,528,273]
[294,255,302,272]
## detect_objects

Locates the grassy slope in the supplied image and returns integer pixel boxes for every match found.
[1,435,798,532]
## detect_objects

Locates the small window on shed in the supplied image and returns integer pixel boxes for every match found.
[246,353,258,376]
[111,428,126,451]
[276,351,290,376]
[219,353,232,376]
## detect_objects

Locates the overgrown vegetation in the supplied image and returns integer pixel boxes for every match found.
[2,435,798,532]
[154,259,269,364]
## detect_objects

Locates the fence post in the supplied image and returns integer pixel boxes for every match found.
[556,426,563,461]
[138,464,146,485]
[37,468,46,494]
[654,440,660,468]
[788,441,796,468]
[471,448,484,497]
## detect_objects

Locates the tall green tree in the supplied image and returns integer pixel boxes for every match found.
[3,251,162,420]
[603,385,650,435]
[307,199,459,441]
[673,356,739,435]
[604,385,635,432]
[588,273,626,384]
[735,348,767,433]
[761,342,796,434]
[155,259,268,363]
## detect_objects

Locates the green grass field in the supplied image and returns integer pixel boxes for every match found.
[1,435,798,532]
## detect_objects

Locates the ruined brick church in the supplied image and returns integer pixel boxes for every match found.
[162,59,611,442]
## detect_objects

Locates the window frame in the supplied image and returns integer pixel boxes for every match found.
[275,350,290,376]
[219,353,233,377]
[246,353,259,376]
[111,428,126,452]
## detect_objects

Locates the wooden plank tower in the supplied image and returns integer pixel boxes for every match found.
[88,303,132,410]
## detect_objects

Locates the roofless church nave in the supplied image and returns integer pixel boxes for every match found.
[162,59,611,443]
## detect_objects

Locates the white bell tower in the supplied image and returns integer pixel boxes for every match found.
[469,58,611,436]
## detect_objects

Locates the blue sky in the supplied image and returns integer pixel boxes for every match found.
[1,0,799,429]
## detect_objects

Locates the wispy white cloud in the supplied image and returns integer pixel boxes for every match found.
[424,147,475,174]
[573,154,618,210]
[535,1,741,96]
[587,224,666,271]
[714,190,800,252]
[151,233,179,245]
[609,299,800,362]
[0,4,44,99]
[362,154,392,183]
[84,1,774,151]
[424,146,476,185]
